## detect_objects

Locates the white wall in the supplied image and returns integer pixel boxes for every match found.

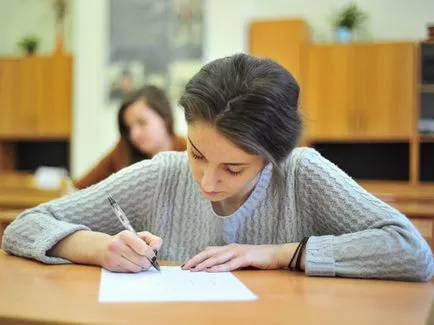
[72,0,119,179]
[1,0,433,177]
[0,0,73,55]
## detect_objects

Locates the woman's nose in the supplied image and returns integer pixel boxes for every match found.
[201,167,219,192]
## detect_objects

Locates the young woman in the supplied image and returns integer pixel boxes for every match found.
[75,85,186,189]
[2,54,432,281]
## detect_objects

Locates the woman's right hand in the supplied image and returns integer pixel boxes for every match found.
[99,230,163,273]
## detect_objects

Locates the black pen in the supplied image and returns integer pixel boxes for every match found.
[107,195,161,272]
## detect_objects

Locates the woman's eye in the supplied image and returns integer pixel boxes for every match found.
[189,150,243,175]
[226,168,242,176]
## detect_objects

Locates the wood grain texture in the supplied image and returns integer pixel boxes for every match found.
[0,251,432,325]
[303,42,416,140]
[0,55,72,139]
[249,19,309,88]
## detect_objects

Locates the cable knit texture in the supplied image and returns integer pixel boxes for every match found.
[2,148,433,281]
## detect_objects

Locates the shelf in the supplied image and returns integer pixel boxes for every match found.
[420,143,434,182]
[0,135,70,141]
[307,136,411,143]
[358,180,434,202]
[312,142,410,181]
[10,140,70,173]
[420,134,434,143]
[421,84,434,93]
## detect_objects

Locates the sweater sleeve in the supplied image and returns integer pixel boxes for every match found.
[295,148,434,282]
[1,155,164,264]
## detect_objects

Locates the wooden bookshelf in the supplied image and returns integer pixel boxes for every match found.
[249,19,309,88]
[249,19,431,186]
[0,54,72,172]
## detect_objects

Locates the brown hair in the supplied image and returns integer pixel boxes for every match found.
[179,53,302,183]
[118,85,174,163]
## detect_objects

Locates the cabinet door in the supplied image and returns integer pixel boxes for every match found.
[355,43,415,139]
[0,56,72,139]
[18,58,40,137]
[304,45,356,140]
[0,59,18,137]
[0,58,38,137]
[36,55,72,138]
[249,19,309,86]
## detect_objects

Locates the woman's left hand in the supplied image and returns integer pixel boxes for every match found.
[182,243,292,272]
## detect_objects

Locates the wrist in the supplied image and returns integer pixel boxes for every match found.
[92,232,113,266]
[275,242,307,271]
[50,230,112,266]
[274,243,298,269]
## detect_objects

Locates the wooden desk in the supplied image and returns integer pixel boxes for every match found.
[0,172,62,210]
[0,172,35,187]
[0,189,60,210]
[359,180,434,203]
[0,251,432,325]
[359,181,434,251]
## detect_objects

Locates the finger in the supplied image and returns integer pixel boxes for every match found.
[205,258,244,273]
[193,250,235,272]
[204,246,219,251]
[104,264,126,273]
[137,231,163,254]
[119,230,149,256]
[105,255,152,273]
[119,242,151,269]
[108,254,149,273]
[105,262,136,273]
[109,234,150,268]
[119,256,146,273]
[119,231,157,264]
[183,246,225,270]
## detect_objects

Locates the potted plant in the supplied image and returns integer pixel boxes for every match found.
[332,2,367,43]
[428,24,434,41]
[17,35,40,55]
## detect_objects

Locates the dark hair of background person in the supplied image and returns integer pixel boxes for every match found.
[118,85,175,163]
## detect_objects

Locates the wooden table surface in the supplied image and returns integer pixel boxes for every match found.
[0,172,63,210]
[359,180,434,202]
[0,251,433,325]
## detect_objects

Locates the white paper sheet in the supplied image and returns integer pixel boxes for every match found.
[99,266,257,302]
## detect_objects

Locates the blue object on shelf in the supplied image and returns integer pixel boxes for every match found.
[335,27,352,43]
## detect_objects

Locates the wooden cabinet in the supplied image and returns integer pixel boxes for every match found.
[303,45,356,139]
[304,43,416,141]
[249,19,309,87]
[249,18,429,185]
[0,55,72,172]
[355,43,416,139]
[0,58,21,137]
[0,55,72,139]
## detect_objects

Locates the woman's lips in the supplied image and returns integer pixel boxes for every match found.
[202,190,221,197]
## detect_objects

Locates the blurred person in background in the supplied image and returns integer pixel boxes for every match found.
[75,85,186,189]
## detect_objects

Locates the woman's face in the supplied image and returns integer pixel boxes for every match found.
[123,100,169,155]
[187,120,265,203]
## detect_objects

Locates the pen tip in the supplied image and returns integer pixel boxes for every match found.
[107,196,115,205]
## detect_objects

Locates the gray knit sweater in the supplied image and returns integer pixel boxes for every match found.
[2,148,433,281]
